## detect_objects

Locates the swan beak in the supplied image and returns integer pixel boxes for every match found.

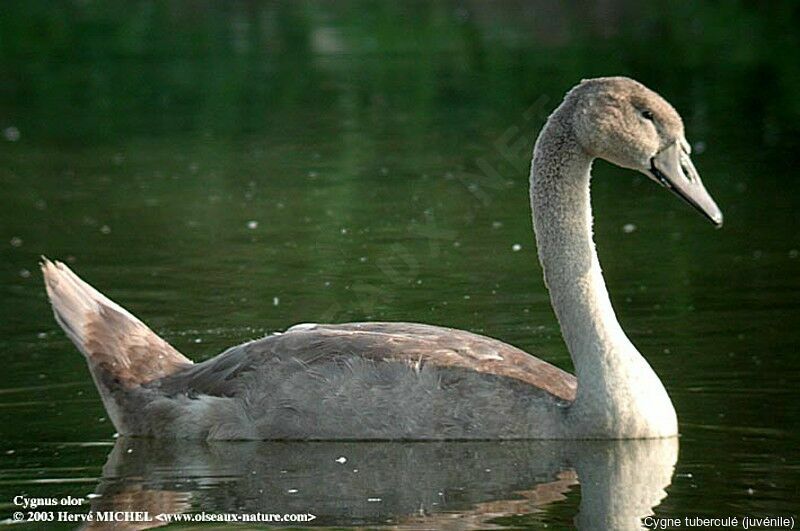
[648,141,723,227]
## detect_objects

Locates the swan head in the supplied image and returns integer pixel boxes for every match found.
[570,76,723,227]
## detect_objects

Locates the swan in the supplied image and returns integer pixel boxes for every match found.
[41,77,722,440]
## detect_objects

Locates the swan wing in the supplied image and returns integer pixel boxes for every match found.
[157,322,576,402]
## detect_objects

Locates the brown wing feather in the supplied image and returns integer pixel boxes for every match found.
[283,322,577,402]
[82,306,192,387]
[42,259,192,387]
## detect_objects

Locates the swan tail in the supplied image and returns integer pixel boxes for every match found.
[41,258,193,389]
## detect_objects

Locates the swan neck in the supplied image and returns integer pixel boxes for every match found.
[530,119,627,364]
[529,112,677,437]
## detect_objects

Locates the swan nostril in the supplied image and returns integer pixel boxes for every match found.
[680,159,696,183]
[680,163,689,180]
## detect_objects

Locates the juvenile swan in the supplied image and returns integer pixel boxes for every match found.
[42,77,722,440]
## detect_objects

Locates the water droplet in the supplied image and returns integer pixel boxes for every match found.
[272,297,280,306]
[10,237,22,247]
[335,456,347,464]
[3,126,20,142]
[367,497,382,502]
[622,223,636,234]
[512,243,522,252]
[19,269,31,278]
[288,488,299,494]
[246,220,258,230]
[100,225,111,235]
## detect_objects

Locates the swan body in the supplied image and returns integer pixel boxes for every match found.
[42,77,721,440]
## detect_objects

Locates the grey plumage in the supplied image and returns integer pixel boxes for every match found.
[128,323,574,439]
[41,257,576,439]
[40,77,720,440]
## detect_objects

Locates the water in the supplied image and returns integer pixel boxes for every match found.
[1,2,799,529]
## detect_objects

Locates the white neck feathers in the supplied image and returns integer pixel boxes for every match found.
[530,109,677,438]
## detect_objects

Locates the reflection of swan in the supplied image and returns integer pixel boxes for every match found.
[41,77,722,439]
[84,437,678,530]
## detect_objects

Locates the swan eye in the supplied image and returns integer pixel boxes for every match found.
[641,110,655,121]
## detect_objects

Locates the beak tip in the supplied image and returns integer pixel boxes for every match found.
[650,145,724,231]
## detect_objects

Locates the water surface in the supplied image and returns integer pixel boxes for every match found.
[1,2,799,528]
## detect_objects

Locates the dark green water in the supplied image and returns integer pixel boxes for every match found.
[1,2,799,529]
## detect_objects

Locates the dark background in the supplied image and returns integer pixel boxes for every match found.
[1,1,798,527]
